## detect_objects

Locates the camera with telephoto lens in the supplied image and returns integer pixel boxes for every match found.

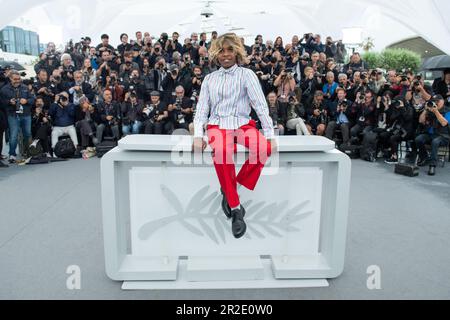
[191,90,199,103]
[391,99,402,108]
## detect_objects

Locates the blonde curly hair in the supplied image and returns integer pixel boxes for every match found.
[208,33,248,65]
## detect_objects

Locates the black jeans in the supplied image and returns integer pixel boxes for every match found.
[415,133,449,166]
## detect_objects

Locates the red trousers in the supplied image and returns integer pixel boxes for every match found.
[206,120,272,208]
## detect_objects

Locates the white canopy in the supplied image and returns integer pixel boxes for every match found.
[1,0,449,55]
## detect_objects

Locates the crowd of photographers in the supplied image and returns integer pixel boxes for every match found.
[0,31,449,175]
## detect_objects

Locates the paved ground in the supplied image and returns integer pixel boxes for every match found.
[0,153,449,300]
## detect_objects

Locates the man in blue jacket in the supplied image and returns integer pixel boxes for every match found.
[48,91,79,153]
[0,70,35,162]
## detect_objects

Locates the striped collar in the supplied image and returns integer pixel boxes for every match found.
[219,63,239,75]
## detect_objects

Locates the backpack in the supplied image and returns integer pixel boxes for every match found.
[54,138,76,158]
[28,139,43,158]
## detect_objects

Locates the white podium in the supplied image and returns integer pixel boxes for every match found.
[101,135,351,290]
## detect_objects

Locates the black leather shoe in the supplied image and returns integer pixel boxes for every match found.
[418,156,430,167]
[231,206,246,239]
[220,188,232,219]
[428,165,436,176]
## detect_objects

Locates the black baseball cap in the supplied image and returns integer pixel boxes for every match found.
[432,94,444,101]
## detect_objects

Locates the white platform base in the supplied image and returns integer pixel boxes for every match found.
[186,256,265,282]
[121,259,329,290]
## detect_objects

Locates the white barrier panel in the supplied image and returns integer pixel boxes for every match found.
[101,135,351,288]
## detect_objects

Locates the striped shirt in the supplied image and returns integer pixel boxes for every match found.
[193,63,275,139]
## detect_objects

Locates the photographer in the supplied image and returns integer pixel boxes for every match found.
[325,88,353,145]
[117,34,133,57]
[96,34,115,54]
[121,92,144,136]
[433,70,450,103]
[285,47,303,84]
[307,52,325,74]
[123,69,145,101]
[190,66,204,95]
[96,50,119,87]
[81,58,98,89]
[103,71,125,103]
[168,32,183,55]
[350,89,377,139]
[300,66,322,103]
[96,90,121,141]
[325,37,337,59]
[143,91,169,134]
[60,54,75,83]
[31,97,52,156]
[167,86,194,132]
[161,64,185,104]
[335,40,347,64]
[343,52,367,75]
[68,71,95,106]
[415,95,450,176]
[120,52,140,82]
[33,69,56,111]
[347,71,368,102]
[285,90,310,136]
[34,52,59,75]
[75,97,100,150]
[305,91,327,136]
[304,34,325,54]
[274,67,296,103]
[375,96,415,164]
[0,70,35,162]
[322,71,338,101]
[265,92,286,136]
[141,58,159,101]
[48,92,79,153]
[368,69,386,95]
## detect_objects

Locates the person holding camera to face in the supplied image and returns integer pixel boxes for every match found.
[68,71,95,106]
[274,67,296,104]
[96,90,121,142]
[35,52,60,76]
[143,91,169,134]
[415,95,450,176]
[0,71,35,162]
[325,87,353,145]
[123,69,145,101]
[305,91,327,136]
[75,97,100,150]
[347,71,368,102]
[141,58,159,101]
[31,97,52,157]
[375,96,415,164]
[307,51,325,75]
[96,34,115,54]
[167,85,194,132]
[121,91,144,136]
[161,64,184,103]
[103,71,125,103]
[33,69,57,111]
[349,89,377,140]
[300,66,323,102]
[48,91,79,154]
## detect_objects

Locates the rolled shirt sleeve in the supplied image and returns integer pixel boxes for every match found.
[245,69,275,139]
[193,74,211,138]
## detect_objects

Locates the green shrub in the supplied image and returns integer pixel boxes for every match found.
[361,48,421,72]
